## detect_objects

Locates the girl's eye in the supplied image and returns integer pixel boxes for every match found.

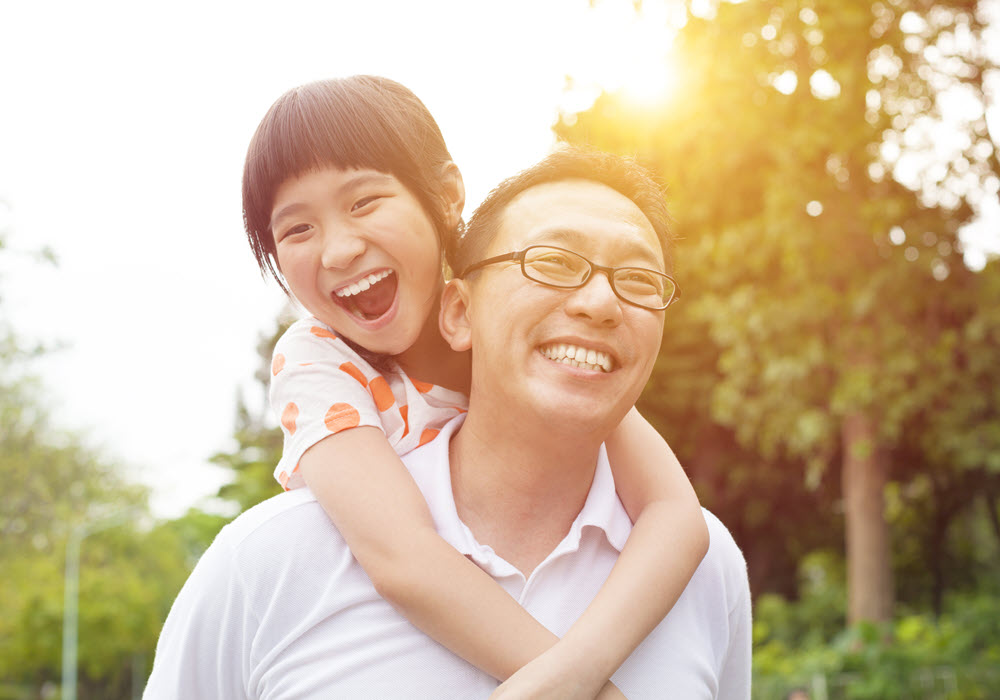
[278,223,312,242]
[351,195,381,212]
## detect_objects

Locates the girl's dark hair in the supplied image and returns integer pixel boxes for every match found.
[243,76,456,292]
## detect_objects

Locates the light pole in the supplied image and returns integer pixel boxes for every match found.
[61,512,131,700]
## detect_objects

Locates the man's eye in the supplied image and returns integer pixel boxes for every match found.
[352,195,381,212]
[617,270,664,293]
[536,253,574,267]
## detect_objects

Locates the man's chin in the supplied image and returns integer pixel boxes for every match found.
[525,391,632,437]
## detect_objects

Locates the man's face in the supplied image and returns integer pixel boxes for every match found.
[463,178,666,436]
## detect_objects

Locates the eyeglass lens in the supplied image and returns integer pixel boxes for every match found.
[522,246,674,309]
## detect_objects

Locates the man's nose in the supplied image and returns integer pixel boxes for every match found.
[320,227,366,270]
[563,271,623,327]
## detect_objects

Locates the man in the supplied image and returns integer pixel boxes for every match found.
[144,150,751,698]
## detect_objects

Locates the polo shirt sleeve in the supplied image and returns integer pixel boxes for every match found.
[714,522,753,699]
[269,319,386,489]
[143,530,254,699]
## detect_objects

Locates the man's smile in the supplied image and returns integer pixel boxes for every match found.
[539,342,615,372]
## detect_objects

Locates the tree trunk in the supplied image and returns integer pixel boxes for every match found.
[842,411,893,624]
[984,481,1000,552]
[928,482,948,620]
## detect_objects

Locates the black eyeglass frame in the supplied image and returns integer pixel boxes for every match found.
[458,245,681,311]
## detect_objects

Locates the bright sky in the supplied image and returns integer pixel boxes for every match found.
[1,1,997,519]
[0,0,691,517]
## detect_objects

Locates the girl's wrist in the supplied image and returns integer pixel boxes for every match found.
[545,638,611,694]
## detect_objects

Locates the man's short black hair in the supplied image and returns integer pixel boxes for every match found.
[449,147,674,277]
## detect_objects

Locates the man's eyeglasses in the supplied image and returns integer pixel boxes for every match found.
[459,245,680,311]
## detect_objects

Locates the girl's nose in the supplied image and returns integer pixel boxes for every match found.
[320,229,366,270]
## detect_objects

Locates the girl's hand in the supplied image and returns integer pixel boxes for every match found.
[488,650,627,700]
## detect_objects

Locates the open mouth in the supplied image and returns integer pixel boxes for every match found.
[333,270,398,321]
[540,343,614,372]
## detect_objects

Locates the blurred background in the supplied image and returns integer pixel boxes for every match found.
[1,0,998,698]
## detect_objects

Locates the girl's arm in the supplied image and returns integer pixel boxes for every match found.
[495,407,709,696]
[301,425,626,698]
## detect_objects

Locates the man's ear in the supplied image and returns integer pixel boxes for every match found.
[439,278,473,352]
[439,161,466,230]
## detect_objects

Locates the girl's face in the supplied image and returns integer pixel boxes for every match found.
[270,167,446,356]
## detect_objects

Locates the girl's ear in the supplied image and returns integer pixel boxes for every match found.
[439,161,466,230]
[439,279,473,352]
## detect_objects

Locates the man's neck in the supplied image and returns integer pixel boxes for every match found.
[448,408,604,577]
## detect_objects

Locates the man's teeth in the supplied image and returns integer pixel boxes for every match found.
[540,344,613,372]
[335,270,392,298]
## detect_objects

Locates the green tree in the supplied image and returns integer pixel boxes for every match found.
[0,229,227,699]
[212,310,293,513]
[559,0,1000,624]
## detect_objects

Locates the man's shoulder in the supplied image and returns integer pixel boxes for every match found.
[698,508,750,607]
[702,509,740,553]
[210,489,329,556]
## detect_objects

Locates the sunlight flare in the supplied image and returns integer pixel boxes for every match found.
[564,0,685,111]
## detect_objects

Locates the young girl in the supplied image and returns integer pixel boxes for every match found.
[243,75,709,698]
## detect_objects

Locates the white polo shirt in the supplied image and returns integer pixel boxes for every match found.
[145,416,751,699]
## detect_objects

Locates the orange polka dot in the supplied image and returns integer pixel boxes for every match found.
[324,403,361,433]
[400,404,410,438]
[299,362,313,367]
[418,428,439,447]
[310,326,338,340]
[339,362,368,387]
[369,376,395,412]
[281,402,299,435]
[411,377,434,394]
[277,470,290,490]
[271,353,285,376]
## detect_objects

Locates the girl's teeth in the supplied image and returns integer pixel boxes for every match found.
[336,270,390,298]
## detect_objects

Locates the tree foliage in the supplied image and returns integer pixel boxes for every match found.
[211,311,293,513]
[558,0,1000,622]
[0,232,227,699]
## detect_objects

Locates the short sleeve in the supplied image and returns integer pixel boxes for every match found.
[143,530,253,699]
[710,514,753,699]
[269,319,386,490]
[717,564,752,699]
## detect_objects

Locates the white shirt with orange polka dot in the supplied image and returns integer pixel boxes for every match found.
[269,317,468,491]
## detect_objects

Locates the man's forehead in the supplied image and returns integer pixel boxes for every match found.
[492,179,664,268]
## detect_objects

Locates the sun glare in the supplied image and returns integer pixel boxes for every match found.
[565,0,685,111]
[620,41,681,107]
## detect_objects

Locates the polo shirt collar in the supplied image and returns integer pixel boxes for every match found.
[565,442,631,554]
[405,415,632,575]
